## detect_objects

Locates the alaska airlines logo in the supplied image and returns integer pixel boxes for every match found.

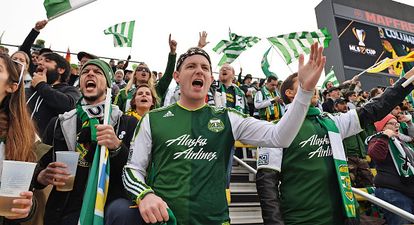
[349,27,376,56]
[299,134,333,159]
[166,134,217,161]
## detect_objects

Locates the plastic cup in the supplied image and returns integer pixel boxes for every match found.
[0,160,36,217]
[55,151,79,192]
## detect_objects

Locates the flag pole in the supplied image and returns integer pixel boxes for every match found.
[270,45,294,74]
[353,57,389,78]
[338,20,354,38]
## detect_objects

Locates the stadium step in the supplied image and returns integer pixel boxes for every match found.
[229,164,263,225]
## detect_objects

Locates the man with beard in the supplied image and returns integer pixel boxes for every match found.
[34,59,139,225]
[26,52,81,136]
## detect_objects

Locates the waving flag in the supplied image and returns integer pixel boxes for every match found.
[213,30,260,66]
[261,47,278,78]
[44,0,96,20]
[267,28,331,64]
[367,51,414,74]
[78,88,111,225]
[104,21,135,47]
[323,67,339,89]
[65,48,71,63]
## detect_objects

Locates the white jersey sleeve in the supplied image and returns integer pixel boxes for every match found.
[123,114,154,202]
[328,109,363,139]
[229,87,312,148]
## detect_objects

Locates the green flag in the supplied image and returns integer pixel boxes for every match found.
[104,21,135,47]
[322,66,339,89]
[267,28,332,65]
[261,47,278,78]
[43,0,96,19]
[213,31,260,66]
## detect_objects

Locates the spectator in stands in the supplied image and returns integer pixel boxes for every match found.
[345,90,358,110]
[11,51,31,88]
[113,69,127,90]
[125,84,158,120]
[322,86,341,113]
[240,74,256,116]
[256,66,414,225]
[335,97,373,188]
[0,46,9,55]
[70,51,98,87]
[26,52,81,136]
[368,114,414,225]
[123,43,325,225]
[370,87,383,99]
[124,69,133,83]
[215,63,248,114]
[19,20,48,75]
[34,59,139,225]
[114,34,176,111]
[0,53,37,225]
[254,76,284,121]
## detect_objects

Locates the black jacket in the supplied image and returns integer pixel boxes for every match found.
[26,82,81,136]
[33,108,138,225]
[256,77,414,224]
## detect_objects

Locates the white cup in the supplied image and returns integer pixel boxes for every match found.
[0,160,36,217]
[55,151,79,192]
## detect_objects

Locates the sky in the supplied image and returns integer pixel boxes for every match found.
[1,0,414,83]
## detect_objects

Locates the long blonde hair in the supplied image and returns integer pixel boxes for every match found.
[0,54,36,162]
[125,63,159,101]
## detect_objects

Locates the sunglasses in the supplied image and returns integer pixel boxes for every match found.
[136,67,150,73]
[12,60,25,86]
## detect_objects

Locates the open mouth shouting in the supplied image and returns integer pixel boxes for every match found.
[192,79,204,90]
[85,80,97,91]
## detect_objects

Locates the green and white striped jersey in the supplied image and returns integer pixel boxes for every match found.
[123,87,313,225]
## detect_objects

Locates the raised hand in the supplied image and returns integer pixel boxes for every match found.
[34,20,48,32]
[169,34,177,55]
[297,42,326,91]
[198,31,209,48]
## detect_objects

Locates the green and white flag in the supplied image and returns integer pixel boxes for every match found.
[322,66,339,89]
[261,47,278,78]
[267,28,331,65]
[104,21,135,47]
[43,0,96,20]
[213,31,260,66]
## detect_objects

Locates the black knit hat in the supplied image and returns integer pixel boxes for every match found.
[176,47,212,72]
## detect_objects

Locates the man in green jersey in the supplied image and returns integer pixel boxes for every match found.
[123,43,325,225]
[256,68,414,225]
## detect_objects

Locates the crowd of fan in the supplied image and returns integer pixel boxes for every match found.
[1,19,414,225]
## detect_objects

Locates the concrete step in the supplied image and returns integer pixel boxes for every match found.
[229,206,263,225]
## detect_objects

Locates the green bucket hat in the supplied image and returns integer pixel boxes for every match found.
[80,59,113,88]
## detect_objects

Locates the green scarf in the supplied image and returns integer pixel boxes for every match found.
[307,107,357,219]
[125,85,136,112]
[389,137,414,177]
[220,84,245,113]
[259,86,281,121]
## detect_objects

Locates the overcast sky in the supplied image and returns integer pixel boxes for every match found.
[1,0,413,82]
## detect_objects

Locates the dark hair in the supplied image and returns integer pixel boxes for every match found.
[369,87,381,99]
[266,76,278,83]
[39,48,53,56]
[42,52,70,82]
[280,72,298,104]
[344,91,356,100]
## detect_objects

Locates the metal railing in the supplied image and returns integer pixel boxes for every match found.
[233,146,414,223]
